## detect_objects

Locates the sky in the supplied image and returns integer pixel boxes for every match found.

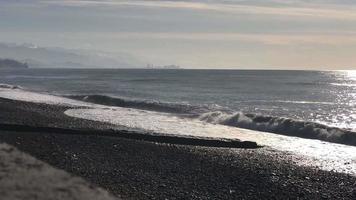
[1,0,356,69]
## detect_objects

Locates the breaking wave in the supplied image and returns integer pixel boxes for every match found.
[0,84,22,89]
[67,94,356,146]
[199,112,356,146]
[67,94,229,115]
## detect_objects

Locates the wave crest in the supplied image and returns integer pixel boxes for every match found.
[0,84,22,89]
[199,111,356,146]
[67,94,228,115]
[67,94,356,146]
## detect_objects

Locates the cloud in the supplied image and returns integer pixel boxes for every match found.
[41,0,356,20]
[2,0,356,69]
[65,31,356,46]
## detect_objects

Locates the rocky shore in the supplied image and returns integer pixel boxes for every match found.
[0,97,355,199]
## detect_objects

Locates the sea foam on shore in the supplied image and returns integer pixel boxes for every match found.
[1,85,356,175]
[69,94,356,146]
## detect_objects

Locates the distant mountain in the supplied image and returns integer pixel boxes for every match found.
[0,58,28,69]
[0,43,145,68]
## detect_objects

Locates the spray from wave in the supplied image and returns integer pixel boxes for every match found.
[68,94,356,146]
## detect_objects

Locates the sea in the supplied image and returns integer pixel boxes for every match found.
[1,68,355,129]
[1,68,356,174]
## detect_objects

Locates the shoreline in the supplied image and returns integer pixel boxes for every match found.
[0,97,258,149]
[0,97,355,199]
[0,123,258,149]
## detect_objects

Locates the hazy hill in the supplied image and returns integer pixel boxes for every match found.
[0,43,144,68]
[0,58,28,69]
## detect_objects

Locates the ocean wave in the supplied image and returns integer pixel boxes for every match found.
[66,94,229,115]
[0,84,22,89]
[4,75,84,80]
[66,94,356,146]
[330,83,356,87]
[274,100,335,105]
[199,111,356,146]
[0,84,353,147]
[246,100,335,105]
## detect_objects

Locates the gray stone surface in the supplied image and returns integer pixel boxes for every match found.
[0,143,117,200]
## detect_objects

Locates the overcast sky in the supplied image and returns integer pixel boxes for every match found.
[1,0,356,69]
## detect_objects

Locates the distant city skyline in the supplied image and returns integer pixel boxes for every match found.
[1,0,356,69]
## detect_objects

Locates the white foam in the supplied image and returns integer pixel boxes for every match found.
[0,84,22,89]
[65,107,356,175]
[0,86,355,175]
[198,111,356,145]
[331,83,356,87]
[275,100,335,105]
[0,87,96,107]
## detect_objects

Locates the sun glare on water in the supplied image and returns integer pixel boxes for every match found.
[344,70,356,81]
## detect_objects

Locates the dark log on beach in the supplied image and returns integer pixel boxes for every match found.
[0,123,259,149]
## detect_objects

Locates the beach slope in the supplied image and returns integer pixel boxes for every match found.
[0,97,355,199]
